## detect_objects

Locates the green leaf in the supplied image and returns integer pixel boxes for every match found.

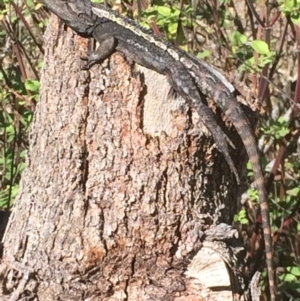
[276,128,290,138]
[287,187,300,197]
[25,80,40,92]
[240,217,249,225]
[291,15,300,24]
[26,0,35,8]
[197,50,210,59]
[278,116,288,124]
[91,0,105,3]
[234,209,249,225]
[279,0,298,12]
[248,188,258,202]
[231,31,247,46]
[238,209,247,218]
[157,6,172,17]
[287,266,300,276]
[168,22,178,35]
[281,273,297,282]
[251,40,270,55]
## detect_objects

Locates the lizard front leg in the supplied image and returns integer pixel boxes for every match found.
[82,35,117,69]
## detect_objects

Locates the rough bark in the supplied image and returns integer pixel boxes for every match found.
[0,15,251,301]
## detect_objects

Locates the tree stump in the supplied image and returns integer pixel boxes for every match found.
[0,15,251,301]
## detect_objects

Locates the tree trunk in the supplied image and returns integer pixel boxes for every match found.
[0,15,251,301]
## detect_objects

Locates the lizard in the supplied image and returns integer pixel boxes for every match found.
[40,0,275,300]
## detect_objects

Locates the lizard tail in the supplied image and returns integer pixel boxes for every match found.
[226,102,276,301]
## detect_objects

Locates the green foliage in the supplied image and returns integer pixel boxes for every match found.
[234,209,249,225]
[279,0,300,24]
[279,266,300,300]
[140,4,191,42]
[24,79,40,93]
[0,0,42,208]
[230,34,277,73]
[196,50,210,59]
[231,31,247,48]
[262,116,290,140]
[91,0,105,3]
